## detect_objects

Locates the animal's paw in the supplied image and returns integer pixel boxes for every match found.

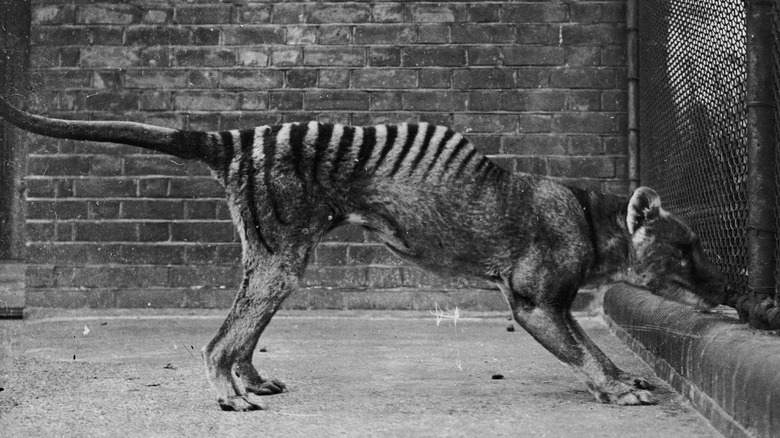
[244,377,287,396]
[588,382,657,406]
[218,395,264,412]
[618,372,655,390]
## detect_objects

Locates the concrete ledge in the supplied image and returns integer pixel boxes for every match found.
[24,286,600,312]
[0,263,25,319]
[604,284,780,438]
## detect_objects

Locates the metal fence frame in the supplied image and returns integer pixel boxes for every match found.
[632,0,779,329]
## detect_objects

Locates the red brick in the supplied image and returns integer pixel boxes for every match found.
[453,114,516,133]
[348,244,403,266]
[452,24,516,44]
[119,244,186,265]
[315,244,349,266]
[370,92,402,111]
[503,46,565,66]
[547,156,616,179]
[221,70,283,89]
[553,113,619,134]
[307,4,370,24]
[403,47,466,67]
[561,24,625,46]
[236,5,271,23]
[176,48,236,67]
[123,200,184,219]
[169,178,225,198]
[76,5,139,24]
[503,4,568,23]
[550,68,616,89]
[80,47,140,68]
[355,24,416,45]
[28,156,90,176]
[74,179,136,198]
[304,91,369,111]
[469,4,501,22]
[402,91,466,112]
[502,134,568,155]
[272,3,305,24]
[286,70,318,88]
[175,5,232,25]
[318,70,350,88]
[453,69,515,89]
[142,8,171,25]
[468,46,502,66]
[185,201,218,220]
[567,90,602,111]
[223,26,284,45]
[417,24,449,43]
[369,47,401,67]
[353,69,417,89]
[410,4,466,22]
[192,27,221,45]
[75,222,136,242]
[517,25,553,44]
[373,3,408,23]
[125,70,189,89]
[32,5,75,25]
[269,91,303,111]
[84,92,138,112]
[502,90,567,111]
[89,155,123,176]
[304,47,364,67]
[418,70,452,88]
[88,200,121,219]
[26,222,55,242]
[126,27,189,45]
[271,47,302,67]
[171,222,235,243]
[26,179,57,198]
[518,114,553,133]
[468,91,502,111]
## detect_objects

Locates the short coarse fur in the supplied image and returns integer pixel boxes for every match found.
[0,96,730,410]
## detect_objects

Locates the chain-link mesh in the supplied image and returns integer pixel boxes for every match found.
[638,0,749,295]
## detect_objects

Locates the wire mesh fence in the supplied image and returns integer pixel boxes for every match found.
[638,0,750,296]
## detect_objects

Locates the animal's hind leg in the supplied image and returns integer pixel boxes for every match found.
[202,250,306,411]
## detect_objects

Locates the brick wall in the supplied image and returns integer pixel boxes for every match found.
[22,0,628,307]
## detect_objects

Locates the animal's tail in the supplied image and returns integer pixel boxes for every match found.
[0,95,217,165]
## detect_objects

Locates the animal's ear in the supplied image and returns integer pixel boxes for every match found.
[626,187,662,234]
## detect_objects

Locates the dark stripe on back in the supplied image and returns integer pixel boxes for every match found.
[352,126,376,179]
[389,124,419,177]
[240,129,274,254]
[289,123,308,183]
[372,125,398,172]
[422,129,456,180]
[440,137,469,176]
[454,148,477,179]
[219,131,234,180]
[311,123,333,185]
[263,125,288,224]
[409,124,436,175]
[330,125,355,181]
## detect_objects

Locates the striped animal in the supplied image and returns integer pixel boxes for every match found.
[0,96,729,411]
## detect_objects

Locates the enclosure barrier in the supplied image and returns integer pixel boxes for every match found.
[637,0,779,329]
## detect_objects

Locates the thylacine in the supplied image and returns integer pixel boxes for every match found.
[0,96,730,410]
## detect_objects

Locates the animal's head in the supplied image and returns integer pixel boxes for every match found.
[626,187,732,309]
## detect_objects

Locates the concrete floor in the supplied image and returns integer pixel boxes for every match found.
[0,309,721,437]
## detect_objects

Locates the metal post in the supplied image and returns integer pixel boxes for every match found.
[745,0,778,329]
[626,0,640,192]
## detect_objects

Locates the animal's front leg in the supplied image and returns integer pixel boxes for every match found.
[202,256,303,411]
[500,270,656,406]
